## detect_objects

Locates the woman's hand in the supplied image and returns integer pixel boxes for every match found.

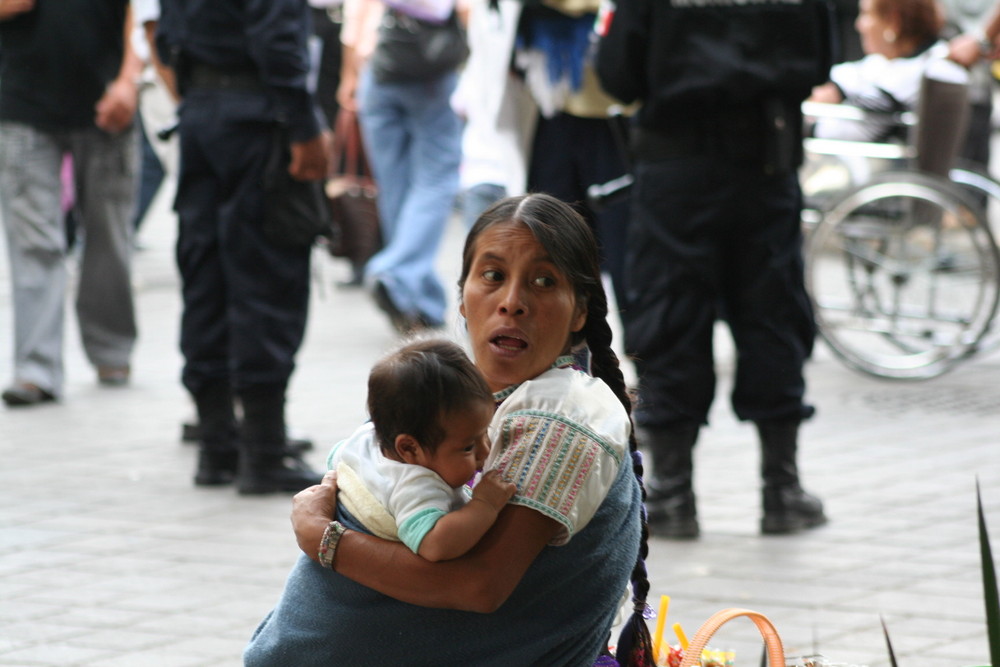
[949,33,985,68]
[292,470,339,562]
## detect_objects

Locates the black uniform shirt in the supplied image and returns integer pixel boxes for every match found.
[158,0,322,142]
[596,0,836,130]
[0,0,129,130]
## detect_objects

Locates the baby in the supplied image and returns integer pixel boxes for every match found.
[327,337,516,561]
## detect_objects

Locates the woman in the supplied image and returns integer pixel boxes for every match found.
[338,0,466,333]
[244,194,654,666]
[809,0,951,142]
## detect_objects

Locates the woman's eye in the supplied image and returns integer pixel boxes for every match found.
[482,269,503,282]
[531,275,556,288]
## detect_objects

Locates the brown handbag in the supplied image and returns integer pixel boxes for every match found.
[324,109,382,273]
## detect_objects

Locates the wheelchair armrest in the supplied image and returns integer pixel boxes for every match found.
[803,137,914,160]
[802,101,917,127]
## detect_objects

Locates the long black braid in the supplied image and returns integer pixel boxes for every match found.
[460,193,655,667]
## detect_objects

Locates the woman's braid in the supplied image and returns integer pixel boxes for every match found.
[584,291,655,667]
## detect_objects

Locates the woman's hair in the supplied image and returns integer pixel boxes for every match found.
[367,337,493,455]
[875,0,944,46]
[458,193,655,666]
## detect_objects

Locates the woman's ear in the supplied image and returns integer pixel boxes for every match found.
[570,301,588,334]
[459,301,466,319]
[395,434,426,465]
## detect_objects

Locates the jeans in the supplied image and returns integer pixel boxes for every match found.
[461,182,507,229]
[133,113,165,231]
[358,67,462,326]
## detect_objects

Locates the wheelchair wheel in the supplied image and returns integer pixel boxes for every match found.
[949,164,1000,354]
[805,170,1000,380]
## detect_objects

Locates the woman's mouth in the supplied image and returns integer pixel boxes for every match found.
[491,335,527,351]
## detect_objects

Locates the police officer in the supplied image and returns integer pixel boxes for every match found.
[157,0,328,493]
[596,0,835,536]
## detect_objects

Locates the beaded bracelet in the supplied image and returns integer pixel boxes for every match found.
[318,520,346,570]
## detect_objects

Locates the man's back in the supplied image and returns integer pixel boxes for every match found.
[0,0,128,129]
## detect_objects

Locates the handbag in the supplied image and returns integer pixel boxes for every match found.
[260,125,331,249]
[369,8,469,83]
[324,109,382,272]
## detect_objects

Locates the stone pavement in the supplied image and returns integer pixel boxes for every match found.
[1,180,999,667]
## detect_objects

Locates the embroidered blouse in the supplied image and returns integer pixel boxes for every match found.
[486,357,630,545]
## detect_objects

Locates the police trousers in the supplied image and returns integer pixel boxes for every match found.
[174,89,311,397]
[624,152,816,427]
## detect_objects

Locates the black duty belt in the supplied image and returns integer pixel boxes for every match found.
[631,128,712,161]
[187,63,264,92]
[631,99,802,174]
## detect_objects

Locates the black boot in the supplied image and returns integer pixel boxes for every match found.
[236,384,323,495]
[193,382,239,486]
[639,422,701,539]
[757,419,827,534]
[181,418,314,454]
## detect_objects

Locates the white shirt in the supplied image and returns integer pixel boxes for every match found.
[486,365,629,546]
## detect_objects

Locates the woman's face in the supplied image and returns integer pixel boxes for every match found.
[856,0,897,56]
[460,221,587,393]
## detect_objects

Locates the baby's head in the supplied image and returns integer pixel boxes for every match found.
[367,337,494,488]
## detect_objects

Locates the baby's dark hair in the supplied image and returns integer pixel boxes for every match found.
[459,193,655,667]
[367,338,493,455]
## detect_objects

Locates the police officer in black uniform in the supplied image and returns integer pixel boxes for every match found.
[157,0,328,493]
[596,0,836,536]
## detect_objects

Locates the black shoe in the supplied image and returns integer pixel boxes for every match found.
[761,484,827,534]
[181,421,314,453]
[2,383,56,407]
[372,279,412,333]
[638,422,701,539]
[646,490,701,539]
[371,280,441,334]
[236,451,323,495]
[97,365,130,387]
[194,449,239,486]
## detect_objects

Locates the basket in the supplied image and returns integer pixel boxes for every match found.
[679,608,784,667]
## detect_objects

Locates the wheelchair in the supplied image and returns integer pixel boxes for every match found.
[801,70,1000,380]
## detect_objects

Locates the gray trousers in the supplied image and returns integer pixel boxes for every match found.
[0,121,138,396]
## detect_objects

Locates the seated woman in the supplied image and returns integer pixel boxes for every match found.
[802,0,973,198]
[809,0,951,142]
[243,194,655,666]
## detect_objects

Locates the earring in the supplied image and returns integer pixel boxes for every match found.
[883,28,897,43]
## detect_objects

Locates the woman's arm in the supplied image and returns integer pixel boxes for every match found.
[292,472,560,612]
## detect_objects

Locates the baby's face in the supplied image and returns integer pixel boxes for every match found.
[424,401,493,488]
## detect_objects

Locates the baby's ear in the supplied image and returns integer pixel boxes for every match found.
[394,434,425,465]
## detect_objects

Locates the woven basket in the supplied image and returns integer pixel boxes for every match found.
[679,608,784,667]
